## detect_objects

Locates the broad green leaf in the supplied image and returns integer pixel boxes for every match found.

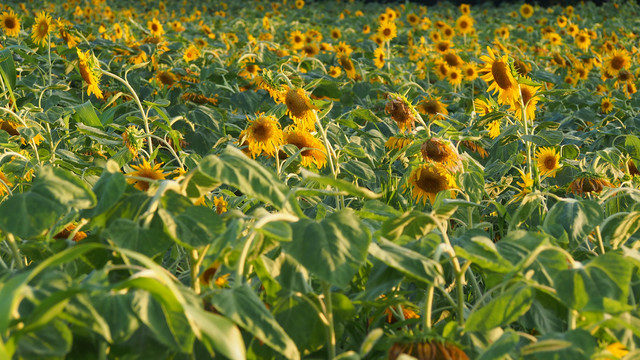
[183,303,246,360]
[92,292,139,343]
[522,330,596,360]
[478,330,519,360]
[19,289,82,334]
[0,192,66,238]
[255,221,292,242]
[600,211,640,249]
[301,169,381,199]
[0,49,16,89]
[381,211,437,240]
[543,199,602,243]
[341,159,376,182]
[282,208,371,288]
[32,166,97,209]
[465,285,534,332]
[73,100,103,128]
[341,142,367,158]
[625,135,640,160]
[103,217,172,258]
[209,285,300,360]
[81,160,127,218]
[15,320,72,359]
[455,235,515,274]
[368,239,443,284]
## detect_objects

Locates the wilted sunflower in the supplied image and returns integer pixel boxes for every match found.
[239,114,283,158]
[127,160,168,191]
[487,120,501,139]
[53,224,87,242]
[601,97,614,114]
[480,47,519,105]
[473,98,493,117]
[122,125,145,158]
[511,82,540,120]
[385,135,413,150]
[435,40,452,54]
[76,48,103,99]
[147,18,164,37]
[373,47,385,69]
[405,163,457,205]
[156,69,177,88]
[385,94,419,132]
[31,11,53,46]
[284,129,327,168]
[183,44,201,62]
[536,147,561,178]
[284,87,319,131]
[568,173,613,195]
[420,138,463,173]
[603,49,631,77]
[416,97,448,121]
[388,339,469,360]
[378,20,397,42]
[0,10,20,37]
[460,140,488,159]
[443,51,463,68]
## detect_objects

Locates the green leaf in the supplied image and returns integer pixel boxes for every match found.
[81,160,127,218]
[341,143,367,159]
[477,330,519,360]
[368,239,443,284]
[0,49,16,89]
[32,166,97,210]
[542,199,602,243]
[15,320,72,359]
[625,135,640,161]
[465,285,534,332]
[256,221,292,242]
[73,100,103,128]
[600,211,640,249]
[522,330,596,360]
[381,211,437,240]
[455,235,515,274]
[282,209,371,288]
[341,159,376,182]
[103,217,172,258]
[183,304,246,360]
[301,169,381,199]
[209,285,300,360]
[19,289,82,334]
[359,328,384,358]
[0,192,66,238]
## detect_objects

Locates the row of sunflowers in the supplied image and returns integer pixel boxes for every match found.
[0,0,639,359]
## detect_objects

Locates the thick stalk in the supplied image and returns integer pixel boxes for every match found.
[322,282,336,360]
[6,233,24,269]
[424,284,435,331]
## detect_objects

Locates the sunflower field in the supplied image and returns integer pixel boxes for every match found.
[1,0,640,358]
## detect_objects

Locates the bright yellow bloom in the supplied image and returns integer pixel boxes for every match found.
[284,87,319,131]
[147,18,164,37]
[0,10,20,37]
[76,48,103,99]
[480,47,519,105]
[536,147,561,178]
[239,114,284,158]
[31,11,53,47]
[373,47,385,69]
[183,44,201,62]
[405,163,457,205]
[127,160,168,191]
[487,120,501,139]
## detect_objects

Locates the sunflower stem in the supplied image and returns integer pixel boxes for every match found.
[235,232,257,288]
[322,281,336,360]
[47,33,52,90]
[6,233,25,269]
[595,225,606,255]
[314,110,342,209]
[100,69,154,157]
[424,284,435,331]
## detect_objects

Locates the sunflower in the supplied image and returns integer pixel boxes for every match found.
[603,49,631,77]
[289,30,305,50]
[520,4,534,18]
[420,138,463,173]
[284,87,319,131]
[441,24,454,39]
[0,170,13,197]
[479,47,519,105]
[536,147,561,178]
[575,31,591,51]
[156,69,177,88]
[385,94,418,132]
[373,47,385,69]
[416,97,448,121]
[511,82,540,121]
[405,163,457,205]
[557,15,567,28]
[463,63,478,81]
[601,97,614,114]
[0,10,20,37]
[183,44,201,62]
[53,224,87,242]
[388,340,468,360]
[455,15,474,35]
[240,63,261,79]
[213,196,228,214]
[31,11,53,47]
[406,13,420,27]
[57,19,79,48]
[338,53,357,80]
[239,114,283,158]
[362,24,371,34]
[461,140,488,159]
[473,98,493,117]
[447,67,463,86]
[147,18,164,37]
[328,66,342,77]
[334,41,353,56]
[127,160,168,191]
[385,135,413,150]
[568,173,613,195]
[459,4,471,15]
[434,61,449,80]
[302,43,319,58]
[443,51,463,68]
[330,28,341,40]
[378,20,397,42]
[122,125,145,158]
[487,120,501,139]
[295,0,305,9]
[284,129,327,168]
[76,48,103,99]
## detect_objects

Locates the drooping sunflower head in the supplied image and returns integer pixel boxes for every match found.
[405,163,457,205]
[76,48,103,99]
[568,173,613,195]
[127,160,168,191]
[536,146,561,178]
[284,87,319,131]
[385,93,418,132]
[416,97,448,121]
[284,128,327,169]
[373,47,385,69]
[156,69,177,88]
[479,47,519,105]
[420,138,463,173]
[0,10,20,37]
[122,125,145,158]
[510,82,540,121]
[31,11,53,47]
[0,170,13,197]
[385,135,414,151]
[239,114,284,158]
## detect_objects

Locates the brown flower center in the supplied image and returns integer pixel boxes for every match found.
[38,21,48,35]
[444,53,461,67]
[415,168,448,193]
[5,17,15,29]
[611,55,625,70]
[492,60,513,90]
[252,121,274,142]
[544,156,557,170]
[285,90,309,118]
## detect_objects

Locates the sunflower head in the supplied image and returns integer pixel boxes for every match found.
[420,138,463,173]
[122,126,145,158]
[416,97,448,121]
[385,93,418,132]
[385,135,413,150]
[76,48,103,99]
[213,196,228,214]
[536,146,561,178]
[127,160,168,191]
[147,18,164,37]
[479,47,519,105]
[31,11,53,47]
[404,163,457,205]
[239,114,284,158]
[568,173,613,195]
[284,128,327,168]
[0,10,20,37]
[284,87,319,131]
